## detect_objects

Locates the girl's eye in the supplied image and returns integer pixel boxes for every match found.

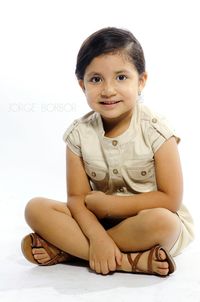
[116,75,127,81]
[90,76,102,83]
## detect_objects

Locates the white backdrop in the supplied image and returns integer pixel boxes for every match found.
[0,0,199,226]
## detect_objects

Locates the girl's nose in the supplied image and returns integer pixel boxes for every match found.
[101,82,116,97]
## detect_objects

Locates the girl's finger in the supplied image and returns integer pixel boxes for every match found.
[116,250,122,266]
[94,261,101,274]
[89,259,95,271]
[108,258,117,272]
[101,261,110,275]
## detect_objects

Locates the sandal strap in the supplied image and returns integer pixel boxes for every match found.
[147,247,154,273]
[127,252,144,273]
[127,245,161,274]
[156,245,176,274]
[31,233,55,259]
[155,245,162,260]
[147,245,160,273]
[148,245,176,275]
[127,245,176,276]
[30,233,68,265]
[41,251,67,266]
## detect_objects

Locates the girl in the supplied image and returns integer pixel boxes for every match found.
[21,27,194,277]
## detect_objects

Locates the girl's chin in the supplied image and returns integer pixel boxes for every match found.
[100,111,129,121]
[99,111,121,119]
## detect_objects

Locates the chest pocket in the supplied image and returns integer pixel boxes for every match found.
[84,161,109,192]
[125,161,157,192]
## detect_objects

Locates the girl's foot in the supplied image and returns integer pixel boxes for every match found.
[21,233,71,265]
[31,237,66,264]
[119,245,175,276]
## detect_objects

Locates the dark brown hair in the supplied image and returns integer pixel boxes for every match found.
[75,27,145,80]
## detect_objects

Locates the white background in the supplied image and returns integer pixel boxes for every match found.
[1,1,200,301]
[0,0,199,228]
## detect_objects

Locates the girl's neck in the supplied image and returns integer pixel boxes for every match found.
[102,110,133,138]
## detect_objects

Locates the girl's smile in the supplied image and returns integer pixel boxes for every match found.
[99,99,121,109]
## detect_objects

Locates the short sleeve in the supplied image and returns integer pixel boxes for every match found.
[63,120,82,157]
[147,115,180,153]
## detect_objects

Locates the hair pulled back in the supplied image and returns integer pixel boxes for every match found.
[75,27,145,80]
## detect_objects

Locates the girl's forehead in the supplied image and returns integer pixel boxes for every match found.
[85,52,136,73]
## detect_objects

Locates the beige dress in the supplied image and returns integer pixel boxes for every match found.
[63,102,194,256]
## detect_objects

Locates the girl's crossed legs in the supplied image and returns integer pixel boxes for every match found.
[23,197,181,276]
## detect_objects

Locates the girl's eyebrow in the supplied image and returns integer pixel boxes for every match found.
[86,72,101,77]
[115,69,131,74]
[86,69,131,77]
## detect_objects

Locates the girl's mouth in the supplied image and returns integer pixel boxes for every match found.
[99,100,121,105]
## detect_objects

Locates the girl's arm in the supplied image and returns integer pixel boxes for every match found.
[66,146,106,237]
[66,147,122,273]
[85,137,183,218]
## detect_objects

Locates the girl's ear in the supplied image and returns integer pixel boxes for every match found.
[78,80,85,92]
[139,72,148,91]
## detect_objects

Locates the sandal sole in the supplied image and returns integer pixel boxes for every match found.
[21,234,39,265]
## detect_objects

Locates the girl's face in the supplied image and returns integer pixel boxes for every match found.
[79,52,147,123]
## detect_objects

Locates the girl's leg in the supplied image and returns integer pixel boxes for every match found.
[107,208,181,252]
[107,208,181,273]
[24,198,180,275]
[25,197,89,260]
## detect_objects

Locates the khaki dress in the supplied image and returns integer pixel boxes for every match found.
[63,102,194,256]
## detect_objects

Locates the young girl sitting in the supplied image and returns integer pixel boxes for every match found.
[21,27,194,277]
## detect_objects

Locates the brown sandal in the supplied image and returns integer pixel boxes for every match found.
[21,233,71,266]
[127,245,176,276]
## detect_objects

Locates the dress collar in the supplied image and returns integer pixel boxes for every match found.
[95,103,140,144]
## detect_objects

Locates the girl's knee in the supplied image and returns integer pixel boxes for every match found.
[25,197,72,225]
[25,197,47,224]
[138,208,180,233]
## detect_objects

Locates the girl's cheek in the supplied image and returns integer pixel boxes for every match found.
[87,89,99,99]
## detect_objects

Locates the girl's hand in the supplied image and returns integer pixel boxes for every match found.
[85,191,110,219]
[89,235,122,275]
